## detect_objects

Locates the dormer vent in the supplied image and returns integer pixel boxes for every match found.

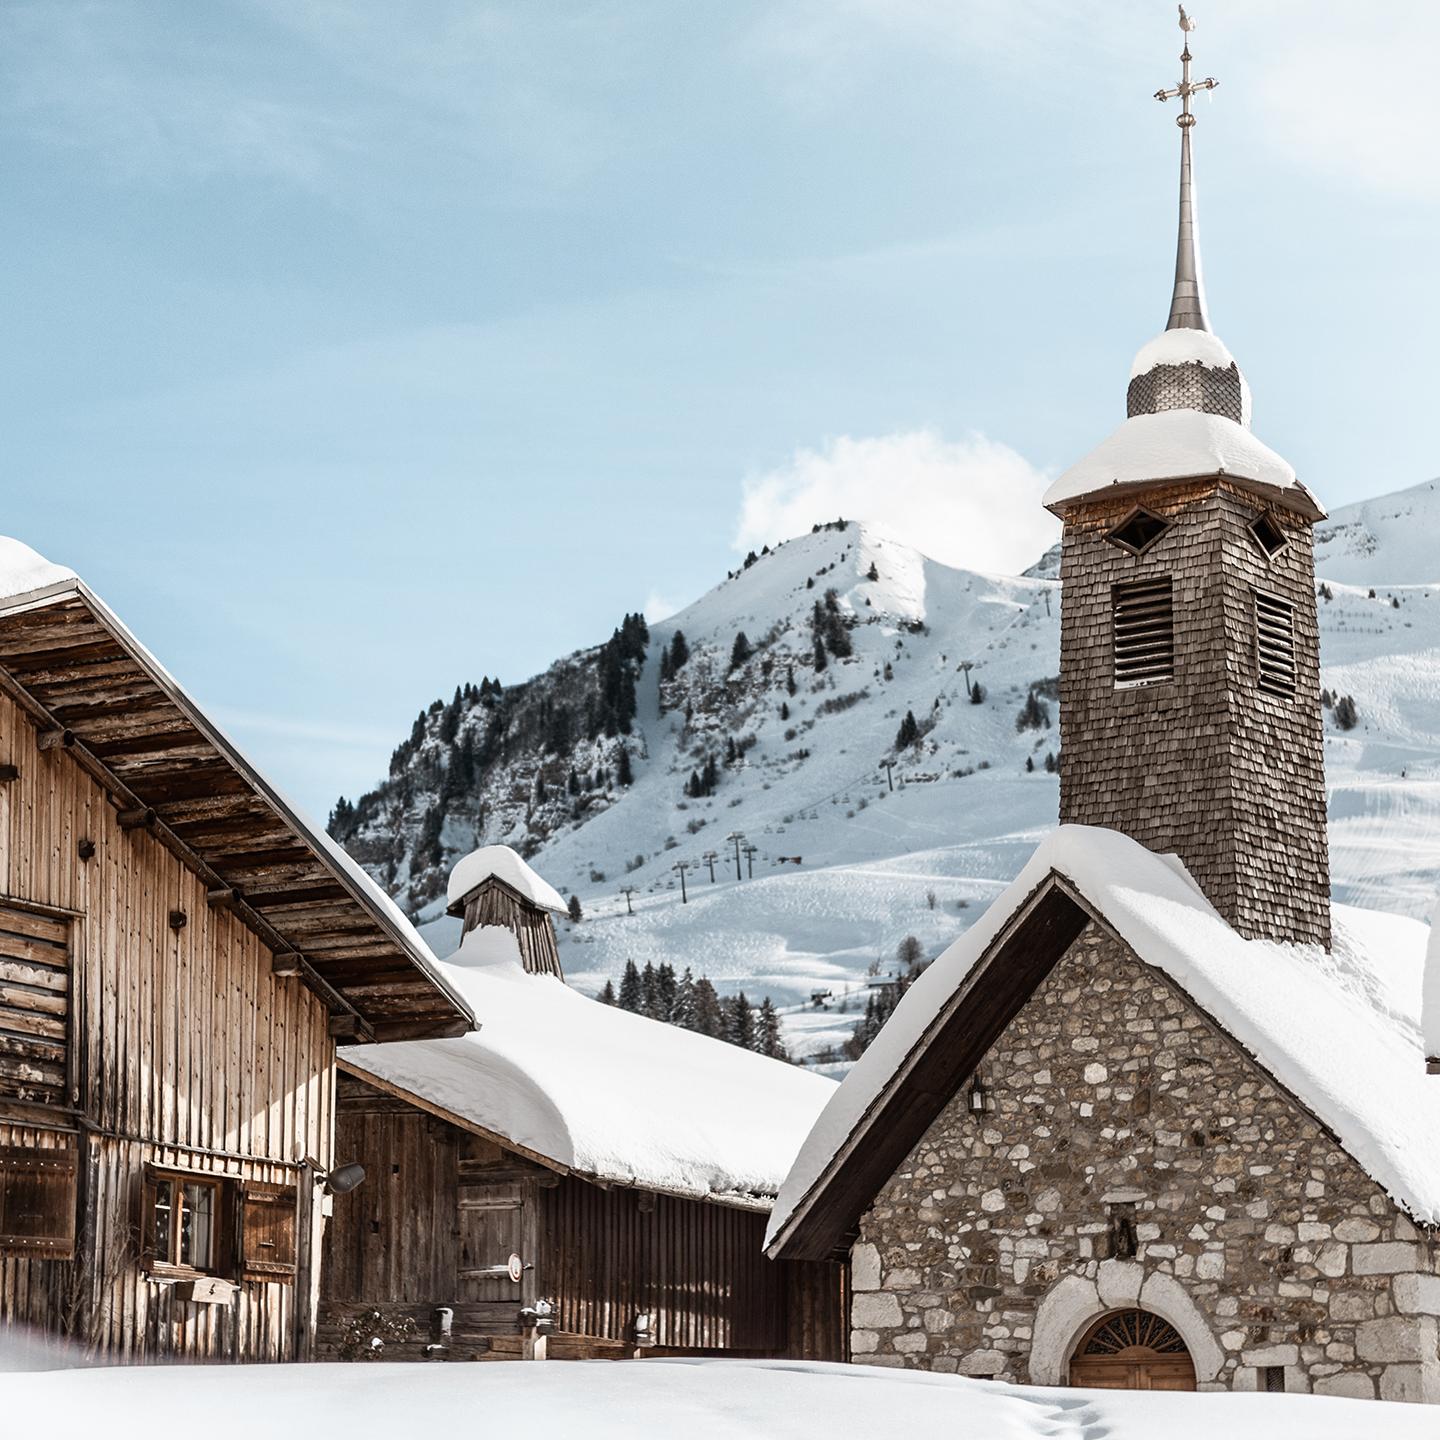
[1105,509,1172,556]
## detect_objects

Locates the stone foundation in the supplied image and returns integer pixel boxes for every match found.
[851,925,1439,1400]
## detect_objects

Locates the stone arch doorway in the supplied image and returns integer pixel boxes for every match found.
[1068,1309,1197,1391]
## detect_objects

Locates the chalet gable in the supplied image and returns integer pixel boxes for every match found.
[0,560,473,1043]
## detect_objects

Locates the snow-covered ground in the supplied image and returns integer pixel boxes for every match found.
[7,1349,1435,1439]
[403,480,1440,1066]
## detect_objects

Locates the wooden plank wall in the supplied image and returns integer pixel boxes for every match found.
[0,688,335,1361]
[460,880,563,979]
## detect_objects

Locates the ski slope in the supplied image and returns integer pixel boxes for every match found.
[407,481,1440,1064]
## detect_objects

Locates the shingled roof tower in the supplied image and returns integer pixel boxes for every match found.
[1045,8,1331,947]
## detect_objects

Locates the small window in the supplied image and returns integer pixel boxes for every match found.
[1105,508,1172,556]
[143,1167,229,1276]
[1262,1364,1286,1393]
[1255,590,1296,696]
[1248,511,1288,559]
[1113,578,1175,688]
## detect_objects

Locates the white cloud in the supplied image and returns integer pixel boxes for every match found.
[734,429,1058,575]
[643,589,682,624]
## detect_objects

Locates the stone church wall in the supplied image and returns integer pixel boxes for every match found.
[851,924,1439,1400]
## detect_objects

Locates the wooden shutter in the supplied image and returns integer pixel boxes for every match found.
[241,1181,298,1282]
[1112,578,1175,689]
[1255,589,1297,695]
[0,1144,78,1259]
[0,904,71,1110]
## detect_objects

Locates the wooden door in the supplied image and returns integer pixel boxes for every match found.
[457,1183,528,1303]
[1068,1310,1196,1391]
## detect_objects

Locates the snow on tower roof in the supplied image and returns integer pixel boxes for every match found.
[767,826,1439,1254]
[1042,410,1322,518]
[343,924,838,1207]
[1129,327,1239,379]
[446,844,568,915]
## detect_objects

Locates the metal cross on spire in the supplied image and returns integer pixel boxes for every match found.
[1154,7,1219,331]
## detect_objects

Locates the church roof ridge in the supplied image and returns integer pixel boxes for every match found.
[766,825,1438,1260]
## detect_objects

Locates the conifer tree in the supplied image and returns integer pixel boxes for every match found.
[567,768,581,797]
[567,893,583,923]
[640,962,659,1018]
[669,630,690,671]
[757,997,788,1060]
[780,701,789,721]
[786,666,797,696]
[866,561,879,582]
[813,635,828,672]
[702,753,719,793]
[616,744,633,786]
[725,735,738,765]
[597,979,617,1006]
[617,959,643,1012]
[724,992,755,1050]
[692,977,723,1037]
[672,968,698,1029]
[730,631,753,668]
[654,962,678,1022]
[895,710,920,750]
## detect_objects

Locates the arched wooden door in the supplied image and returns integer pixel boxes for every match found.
[1068,1309,1197,1391]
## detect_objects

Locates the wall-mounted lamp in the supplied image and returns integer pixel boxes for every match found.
[968,1076,992,1114]
[77,838,96,862]
[315,1161,366,1196]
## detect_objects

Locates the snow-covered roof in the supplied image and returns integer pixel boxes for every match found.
[447,844,568,914]
[343,924,838,1207]
[0,534,473,1037]
[768,825,1439,1251]
[1426,893,1440,1068]
[1042,410,1321,518]
[1128,327,1239,379]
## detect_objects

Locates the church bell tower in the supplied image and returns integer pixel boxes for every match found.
[1048,9,1331,948]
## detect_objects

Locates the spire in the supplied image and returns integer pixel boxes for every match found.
[1154,8,1218,331]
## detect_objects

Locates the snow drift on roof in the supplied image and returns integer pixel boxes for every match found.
[344,924,838,1206]
[1042,410,1306,511]
[447,844,568,913]
[1425,893,1440,1065]
[0,537,76,603]
[768,825,1439,1247]
[1129,328,1239,379]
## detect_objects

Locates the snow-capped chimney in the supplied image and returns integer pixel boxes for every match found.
[445,845,567,980]
[1043,10,1332,949]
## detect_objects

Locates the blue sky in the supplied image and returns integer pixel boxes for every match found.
[4,1,1438,820]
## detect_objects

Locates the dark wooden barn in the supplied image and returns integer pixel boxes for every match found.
[319,846,846,1363]
[0,547,474,1361]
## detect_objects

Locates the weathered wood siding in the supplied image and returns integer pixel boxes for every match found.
[0,688,334,1361]
[459,878,563,979]
[319,1075,847,1362]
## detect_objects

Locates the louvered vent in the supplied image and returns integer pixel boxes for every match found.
[1255,589,1296,695]
[1112,578,1174,689]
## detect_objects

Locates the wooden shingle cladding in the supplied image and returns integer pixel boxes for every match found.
[1055,478,1330,947]
[320,1070,847,1363]
[0,579,472,1042]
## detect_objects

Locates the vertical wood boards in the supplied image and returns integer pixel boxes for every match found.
[0,689,335,1361]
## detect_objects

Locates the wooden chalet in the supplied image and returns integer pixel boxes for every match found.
[0,542,474,1361]
[319,847,846,1362]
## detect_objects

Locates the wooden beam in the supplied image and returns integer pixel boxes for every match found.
[328,1013,374,1042]
[0,764,17,783]
[271,951,304,978]
[35,727,74,752]
[116,806,156,830]
[206,887,236,910]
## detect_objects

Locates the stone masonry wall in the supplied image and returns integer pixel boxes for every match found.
[851,926,1439,1400]
[1058,479,1330,947]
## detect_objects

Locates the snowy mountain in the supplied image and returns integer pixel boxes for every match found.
[331,480,1440,1064]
